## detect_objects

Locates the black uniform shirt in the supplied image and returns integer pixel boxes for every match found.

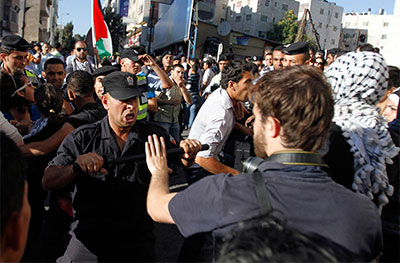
[49,116,179,260]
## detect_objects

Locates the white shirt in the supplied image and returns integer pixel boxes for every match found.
[188,88,235,159]
[0,112,23,144]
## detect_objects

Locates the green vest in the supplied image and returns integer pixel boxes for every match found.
[136,74,148,120]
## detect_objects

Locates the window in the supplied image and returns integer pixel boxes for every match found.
[272,17,275,23]
[328,10,330,15]
[265,0,269,7]
[139,4,143,15]
[259,31,266,38]
[222,4,226,10]
[318,22,322,28]
[335,12,339,18]
[220,18,225,23]
[383,22,389,27]
[11,10,18,23]
[261,15,268,22]
[363,22,369,26]
[333,26,337,32]
[381,34,387,39]
[235,16,242,22]
[246,14,252,21]
[274,2,277,7]
[320,8,324,15]
[331,39,335,45]
[282,4,288,11]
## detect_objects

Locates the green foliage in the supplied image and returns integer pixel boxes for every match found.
[267,10,299,44]
[61,22,75,51]
[103,6,126,52]
[301,35,318,50]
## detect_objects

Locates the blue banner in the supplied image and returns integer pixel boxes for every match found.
[119,0,129,17]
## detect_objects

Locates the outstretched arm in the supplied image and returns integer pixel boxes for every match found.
[145,135,201,223]
[145,135,177,224]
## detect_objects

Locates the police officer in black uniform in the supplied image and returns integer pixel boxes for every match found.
[43,71,201,262]
[0,35,38,83]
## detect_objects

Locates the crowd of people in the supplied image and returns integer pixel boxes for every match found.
[0,34,399,262]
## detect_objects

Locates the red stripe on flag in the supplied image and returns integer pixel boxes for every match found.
[93,0,108,42]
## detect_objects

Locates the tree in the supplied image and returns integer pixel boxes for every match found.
[267,10,298,44]
[61,22,75,52]
[103,6,126,52]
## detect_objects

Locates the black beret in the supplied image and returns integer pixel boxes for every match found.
[282,42,309,55]
[102,71,142,100]
[161,49,174,59]
[2,35,31,51]
[252,56,263,62]
[121,48,140,62]
[174,54,183,61]
[92,65,119,78]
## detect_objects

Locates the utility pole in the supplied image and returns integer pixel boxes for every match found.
[21,0,27,38]
[147,1,155,54]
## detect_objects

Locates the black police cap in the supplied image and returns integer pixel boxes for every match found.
[92,65,119,78]
[2,35,31,51]
[161,49,174,59]
[102,71,142,100]
[282,42,309,55]
[121,48,140,62]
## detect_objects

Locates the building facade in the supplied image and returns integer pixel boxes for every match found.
[19,0,55,43]
[0,0,21,38]
[296,0,343,50]
[225,0,299,39]
[342,0,400,68]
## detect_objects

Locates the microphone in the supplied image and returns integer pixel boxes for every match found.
[109,144,209,166]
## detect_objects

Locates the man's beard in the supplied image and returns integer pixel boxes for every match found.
[253,130,267,159]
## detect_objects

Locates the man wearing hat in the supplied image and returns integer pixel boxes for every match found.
[0,35,38,82]
[282,41,310,67]
[120,47,172,120]
[43,71,201,261]
[91,65,118,101]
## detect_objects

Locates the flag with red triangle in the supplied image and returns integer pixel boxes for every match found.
[92,0,113,58]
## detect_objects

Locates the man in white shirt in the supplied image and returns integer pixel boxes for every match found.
[188,60,254,176]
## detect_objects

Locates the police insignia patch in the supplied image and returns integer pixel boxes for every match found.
[126,76,134,86]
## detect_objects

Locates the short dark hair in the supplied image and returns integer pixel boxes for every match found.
[1,132,27,237]
[43,57,65,71]
[54,42,62,49]
[357,43,375,52]
[171,64,184,71]
[66,70,94,97]
[252,65,334,152]
[388,66,400,88]
[327,48,346,58]
[191,63,199,72]
[218,54,229,62]
[221,60,254,89]
[189,57,199,64]
[217,214,356,262]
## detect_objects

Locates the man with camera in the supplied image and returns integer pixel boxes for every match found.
[145,66,383,261]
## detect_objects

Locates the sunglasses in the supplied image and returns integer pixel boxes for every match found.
[11,81,33,97]
[76,47,87,52]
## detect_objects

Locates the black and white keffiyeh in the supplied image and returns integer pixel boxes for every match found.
[325,51,399,210]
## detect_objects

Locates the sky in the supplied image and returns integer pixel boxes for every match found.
[59,0,396,36]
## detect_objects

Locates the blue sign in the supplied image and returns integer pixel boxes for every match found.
[119,0,129,17]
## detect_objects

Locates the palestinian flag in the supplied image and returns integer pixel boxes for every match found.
[92,0,113,58]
